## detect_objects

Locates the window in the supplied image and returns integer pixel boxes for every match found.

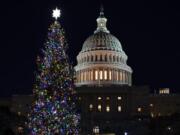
[159,88,170,94]
[116,71,119,81]
[118,106,122,112]
[113,56,115,62]
[106,97,110,100]
[87,56,89,62]
[95,70,98,80]
[81,72,83,81]
[109,70,112,80]
[18,112,21,116]
[105,55,107,61]
[137,107,142,112]
[104,70,107,80]
[151,112,154,118]
[100,70,103,80]
[100,55,102,61]
[106,106,110,112]
[89,104,93,111]
[98,105,102,112]
[117,96,122,100]
[98,97,102,100]
[109,55,112,62]
[91,71,93,80]
[95,55,98,61]
[84,71,86,81]
[122,72,125,81]
[120,71,122,81]
[91,55,93,61]
[117,56,119,62]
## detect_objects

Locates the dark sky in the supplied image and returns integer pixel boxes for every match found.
[0,0,180,96]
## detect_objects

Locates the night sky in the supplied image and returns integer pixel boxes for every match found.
[0,0,180,96]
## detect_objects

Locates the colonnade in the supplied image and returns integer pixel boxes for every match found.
[75,68,132,85]
[78,53,126,64]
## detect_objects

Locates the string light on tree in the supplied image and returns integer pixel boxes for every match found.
[28,8,80,135]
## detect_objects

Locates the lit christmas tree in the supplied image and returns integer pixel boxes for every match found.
[28,8,80,135]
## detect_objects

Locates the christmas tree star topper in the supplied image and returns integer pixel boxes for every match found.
[52,7,61,20]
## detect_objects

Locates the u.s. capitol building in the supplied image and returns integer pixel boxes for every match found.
[5,7,180,135]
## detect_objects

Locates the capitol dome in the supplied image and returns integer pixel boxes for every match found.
[81,32,123,53]
[74,8,133,87]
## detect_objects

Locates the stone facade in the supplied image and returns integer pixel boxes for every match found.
[77,86,150,134]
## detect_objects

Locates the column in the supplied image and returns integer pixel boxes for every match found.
[112,69,114,81]
[76,71,79,83]
[107,69,109,80]
[87,69,89,82]
[130,74,132,85]
[122,71,125,84]
[127,73,129,85]
[118,70,120,82]
[124,71,127,84]
[80,70,82,82]
[102,69,104,80]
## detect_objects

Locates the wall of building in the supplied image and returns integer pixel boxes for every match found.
[76,85,150,134]
[10,95,33,116]
[149,94,180,117]
[5,87,180,134]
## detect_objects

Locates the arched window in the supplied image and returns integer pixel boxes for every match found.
[117,56,119,62]
[100,70,103,80]
[91,70,93,80]
[89,104,93,111]
[104,70,107,80]
[113,56,115,62]
[95,70,98,80]
[106,106,110,112]
[81,72,83,82]
[118,106,122,112]
[95,55,98,61]
[84,71,86,81]
[105,55,107,61]
[87,56,89,62]
[98,105,102,112]
[122,71,125,82]
[109,55,112,62]
[116,70,119,81]
[109,70,112,80]
[119,71,122,81]
[91,55,93,62]
[100,55,102,61]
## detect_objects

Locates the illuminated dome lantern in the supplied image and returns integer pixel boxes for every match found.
[74,7,133,87]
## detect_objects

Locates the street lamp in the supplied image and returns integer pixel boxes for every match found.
[124,132,128,135]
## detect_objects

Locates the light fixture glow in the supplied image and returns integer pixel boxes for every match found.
[52,8,61,20]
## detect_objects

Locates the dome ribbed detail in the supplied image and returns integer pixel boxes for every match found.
[81,32,123,53]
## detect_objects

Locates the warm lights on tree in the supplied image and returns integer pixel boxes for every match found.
[28,8,80,135]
